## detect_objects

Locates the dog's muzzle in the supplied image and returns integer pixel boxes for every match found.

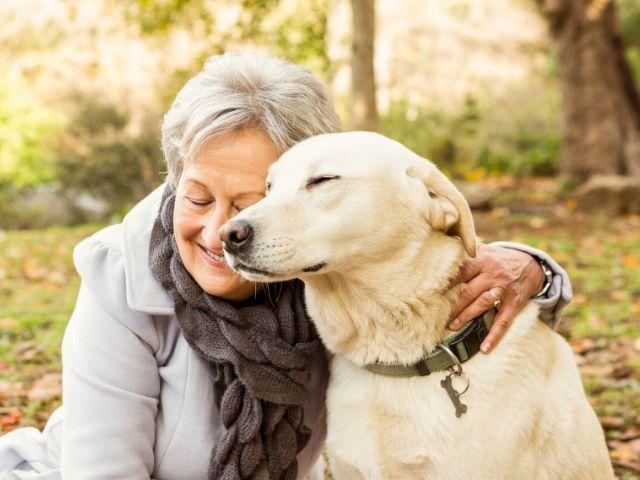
[220,219,253,255]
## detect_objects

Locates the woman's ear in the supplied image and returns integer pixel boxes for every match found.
[406,160,477,257]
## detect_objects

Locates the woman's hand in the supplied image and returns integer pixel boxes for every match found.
[447,243,546,353]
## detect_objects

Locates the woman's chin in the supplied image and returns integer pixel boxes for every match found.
[201,280,259,301]
[192,264,256,300]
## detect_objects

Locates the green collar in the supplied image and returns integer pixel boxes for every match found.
[363,309,496,378]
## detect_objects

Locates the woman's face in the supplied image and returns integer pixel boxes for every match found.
[173,128,280,301]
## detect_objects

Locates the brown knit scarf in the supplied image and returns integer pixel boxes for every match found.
[148,185,319,480]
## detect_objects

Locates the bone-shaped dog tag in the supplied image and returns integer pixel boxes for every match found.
[440,373,468,418]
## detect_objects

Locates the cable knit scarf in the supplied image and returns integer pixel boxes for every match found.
[148,185,319,480]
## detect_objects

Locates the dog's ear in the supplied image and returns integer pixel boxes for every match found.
[406,161,477,257]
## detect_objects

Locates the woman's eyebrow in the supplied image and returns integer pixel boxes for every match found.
[184,178,209,189]
[185,180,263,200]
[235,189,265,197]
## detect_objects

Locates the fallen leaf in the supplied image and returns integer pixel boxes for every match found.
[564,199,579,211]
[611,364,634,379]
[12,342,46,362]
[620,425,640,441]
[490,208,510,219]
[600,416,625,430]
[21,259,46,281]
[0,410,23,426]
[580,364,614,377]
[529,217,546,229]
[570,337,595,355]
[0,380,27,398]
[572,294,589,306]
[609,290,628,301]
[27,373,62,402]
[623,438,640,460]
[0,318,19,330]
[48,270,69,285]
[587,313,605,330]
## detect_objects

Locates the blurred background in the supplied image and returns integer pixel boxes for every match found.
[0,0,639,477]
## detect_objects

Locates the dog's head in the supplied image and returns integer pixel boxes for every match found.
[221,131,476,283]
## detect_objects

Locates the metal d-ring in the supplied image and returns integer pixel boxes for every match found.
[437,343,463,374]
[437,343,470,395]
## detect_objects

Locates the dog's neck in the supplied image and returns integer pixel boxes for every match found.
[303,233,467,366]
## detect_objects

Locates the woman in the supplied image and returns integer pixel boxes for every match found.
[0,52,571,480]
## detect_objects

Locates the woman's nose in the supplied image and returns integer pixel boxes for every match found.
[200,209,230,250]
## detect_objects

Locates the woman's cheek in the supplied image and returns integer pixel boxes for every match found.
[173,204,202,241]
[172,207,203,276]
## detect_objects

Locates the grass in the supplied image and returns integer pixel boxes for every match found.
[0,179,639,477]
[0,224,102,376]
[476,180,640,479]
[0,224,103,429]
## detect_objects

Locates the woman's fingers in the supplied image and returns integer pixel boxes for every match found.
[447,258,483,290]
[480,303,519,353]
[449,283,504,330]
[448,274,487,322]
[445,244,542,350]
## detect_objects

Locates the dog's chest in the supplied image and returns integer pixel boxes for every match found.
[325,349,544,480]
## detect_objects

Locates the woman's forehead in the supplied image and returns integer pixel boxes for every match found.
[193,128,280,169]
[181,128,279,193]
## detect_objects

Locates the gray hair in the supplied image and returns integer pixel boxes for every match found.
[162,52,342,187]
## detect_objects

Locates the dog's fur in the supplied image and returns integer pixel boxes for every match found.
[223,132,613,479]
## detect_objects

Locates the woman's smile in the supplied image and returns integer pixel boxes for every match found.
[197,243,225,268]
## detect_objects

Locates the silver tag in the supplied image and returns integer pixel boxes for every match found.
[440,372,469,418]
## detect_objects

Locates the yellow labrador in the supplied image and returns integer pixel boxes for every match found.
[221,132,613,480]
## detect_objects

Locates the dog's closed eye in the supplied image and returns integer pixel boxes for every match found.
[305,175,341,189]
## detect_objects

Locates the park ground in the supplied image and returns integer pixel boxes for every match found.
[0,178,639,479]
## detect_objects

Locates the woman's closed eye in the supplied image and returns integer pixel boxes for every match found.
[188,197,213,207]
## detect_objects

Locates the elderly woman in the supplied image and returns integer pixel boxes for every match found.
[0,53,570,480]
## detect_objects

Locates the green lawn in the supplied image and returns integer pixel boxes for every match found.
[0,180,639,477]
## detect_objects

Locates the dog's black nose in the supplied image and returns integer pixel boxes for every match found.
[220,220,253,253]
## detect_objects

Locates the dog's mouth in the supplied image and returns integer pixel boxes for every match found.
[225,251,327,281]
[232,260,276,278]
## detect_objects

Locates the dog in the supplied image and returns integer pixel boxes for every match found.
[220,131,613,479]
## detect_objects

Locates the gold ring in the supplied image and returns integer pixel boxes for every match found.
[489,289,501,308]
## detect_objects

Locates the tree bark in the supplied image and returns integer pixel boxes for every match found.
[536,0,640,180]
[350,0,378,131]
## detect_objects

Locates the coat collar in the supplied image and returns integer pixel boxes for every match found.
[121,184,175,315]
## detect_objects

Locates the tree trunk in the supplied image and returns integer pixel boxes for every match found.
[536,0,640,181]
[350,0,378,131]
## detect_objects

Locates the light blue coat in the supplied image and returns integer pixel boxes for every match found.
[0,185,572,480]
